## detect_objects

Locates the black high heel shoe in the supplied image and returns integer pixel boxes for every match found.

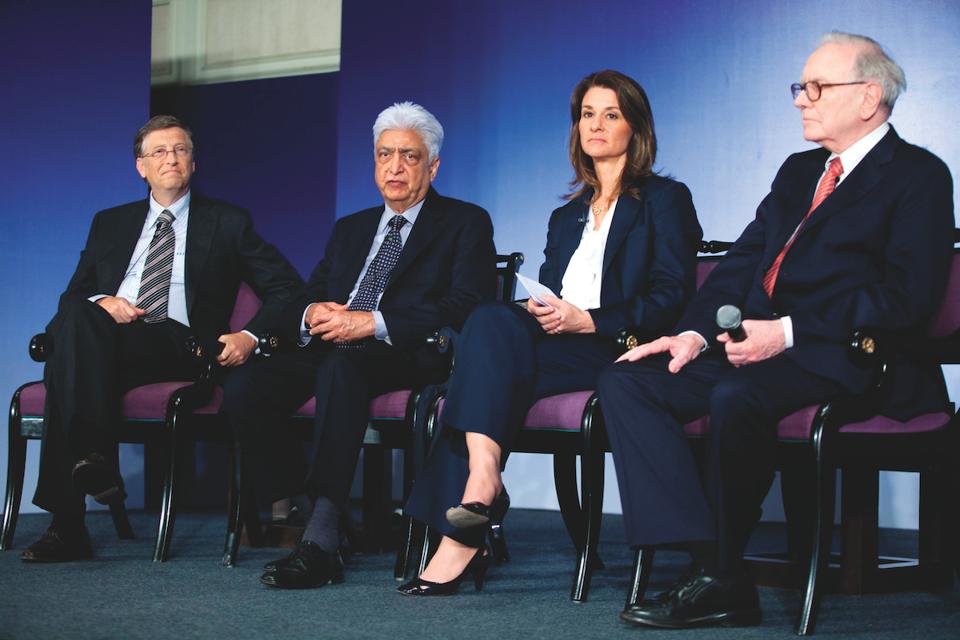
[445,488,510,529]
[397,545,490,596]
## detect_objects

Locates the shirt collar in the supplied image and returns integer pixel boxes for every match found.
[828,121,890,183]
[381,197,425,230]
[148,190,191,224]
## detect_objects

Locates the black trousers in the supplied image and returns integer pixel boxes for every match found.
[596,350,843,575]
[403,302,620,545]
[34,298,197,516]
[220,339,443,511]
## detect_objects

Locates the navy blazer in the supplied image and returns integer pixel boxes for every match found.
[539,176,702,340]
[57,194,304,347]
[681,127,954,416]
[286,188,496,354]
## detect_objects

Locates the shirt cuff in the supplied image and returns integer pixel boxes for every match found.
[299,306,313,346]
[373,311,392,345]
[781,316,794,349]
[88,294,107,303]
[240,329,261,355]
[678,330,709,352]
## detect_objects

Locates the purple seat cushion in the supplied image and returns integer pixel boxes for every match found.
[683,406,951,440]
[291,389,412,420]
[20,381,197,420]
[522,391,596,432]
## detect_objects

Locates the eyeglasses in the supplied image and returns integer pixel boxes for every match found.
[142,145,193,160]
[790,80,867,102]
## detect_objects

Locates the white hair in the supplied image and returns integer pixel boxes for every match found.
[820,31,906,111]
[372,102,444,161]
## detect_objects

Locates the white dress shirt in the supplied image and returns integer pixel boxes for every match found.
[560,197,618,310]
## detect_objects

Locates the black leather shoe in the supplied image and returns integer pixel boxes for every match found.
[445,489,510,529]
[260,542,344,589]
[21,526,93,563]
[397,545,489,596]
[72,453,126,505]
[619,571,761,629]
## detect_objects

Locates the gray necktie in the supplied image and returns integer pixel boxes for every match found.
[136,209,176,323]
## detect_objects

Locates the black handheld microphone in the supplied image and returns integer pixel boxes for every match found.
[716,305,747,342]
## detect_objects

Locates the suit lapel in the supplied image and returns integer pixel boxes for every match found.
[185,196,217,313]
[796,127,900,240]
[386,190,445,288]
[106,202,150,292]
[341,208,383,299]
[554,198,588,283]
[600,194,641,281]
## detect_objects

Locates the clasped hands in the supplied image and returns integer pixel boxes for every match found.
[615,319,786,372]
[304,301,375,343]
[526,295,596,334]
[95,295,256,367]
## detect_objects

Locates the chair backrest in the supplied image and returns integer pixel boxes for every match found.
[228,282,263,333]
[696,239,732,291]
[927,248,960,338]
[496,252,525,302]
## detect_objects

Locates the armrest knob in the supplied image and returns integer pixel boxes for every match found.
[28,333,49,362]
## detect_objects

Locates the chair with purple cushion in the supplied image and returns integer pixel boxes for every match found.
[1,319,217,562]
[221,253,525,573]
[624,244,960,635]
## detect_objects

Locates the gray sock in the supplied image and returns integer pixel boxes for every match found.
[301,496,340,553]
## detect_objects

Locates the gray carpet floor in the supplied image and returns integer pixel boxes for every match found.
[1,509,957,639]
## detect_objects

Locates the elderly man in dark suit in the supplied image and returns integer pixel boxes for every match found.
[220,102,496,589]
[599,32,954,628]
[22,115,304,563]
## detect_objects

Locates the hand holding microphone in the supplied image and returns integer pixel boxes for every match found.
[716,305,787,366]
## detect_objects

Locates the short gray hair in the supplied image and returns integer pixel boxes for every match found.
[372,102,444,162]
[820,31,906,111]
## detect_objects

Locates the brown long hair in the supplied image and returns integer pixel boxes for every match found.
[566,70,656,201]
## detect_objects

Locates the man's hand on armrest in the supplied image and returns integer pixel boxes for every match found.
[217,331,258,367]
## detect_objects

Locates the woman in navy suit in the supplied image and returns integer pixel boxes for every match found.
[399,70,702,595]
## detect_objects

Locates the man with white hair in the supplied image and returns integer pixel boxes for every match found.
[221,102,496,589]
[601,33,954,628]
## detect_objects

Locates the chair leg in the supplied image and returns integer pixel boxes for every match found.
[105,442,134,541]
[624,547,656,610]
[2,392,28,551]
[223,440,243,567]
[553,452,585,551]
[394,515,418,580]
[153,414,180,561]
[416,525,436,577]
[570,403,606,602]
[797,437,836,635]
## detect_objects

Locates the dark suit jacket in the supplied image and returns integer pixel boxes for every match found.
[56,194,304,347]
[285,188,496,361]
[681,127,955,416]
[539,176,702,340]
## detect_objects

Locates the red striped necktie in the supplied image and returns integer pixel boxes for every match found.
[762,157,844,297]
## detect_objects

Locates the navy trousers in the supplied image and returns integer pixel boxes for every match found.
[597,351,842,575]
[221,340,443,511]
[403,302,620,545]
[35,298,196,516]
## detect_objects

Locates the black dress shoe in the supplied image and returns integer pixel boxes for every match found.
[72,453,126,505]
[21,526,93,563]
[445,489,510,529]
[260,542,344,589]
[397,545,489,596]
[619,571,761,629]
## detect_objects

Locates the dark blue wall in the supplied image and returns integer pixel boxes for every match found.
[152,73,339,277]
[0,2,153,511]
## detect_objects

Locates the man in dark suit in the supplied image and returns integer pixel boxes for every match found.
[599,33,954,628]
[219,102,496,589]
[22,115,304,563]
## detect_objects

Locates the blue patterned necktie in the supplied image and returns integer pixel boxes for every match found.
[349,214,407,312]
[136,209,176,323]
